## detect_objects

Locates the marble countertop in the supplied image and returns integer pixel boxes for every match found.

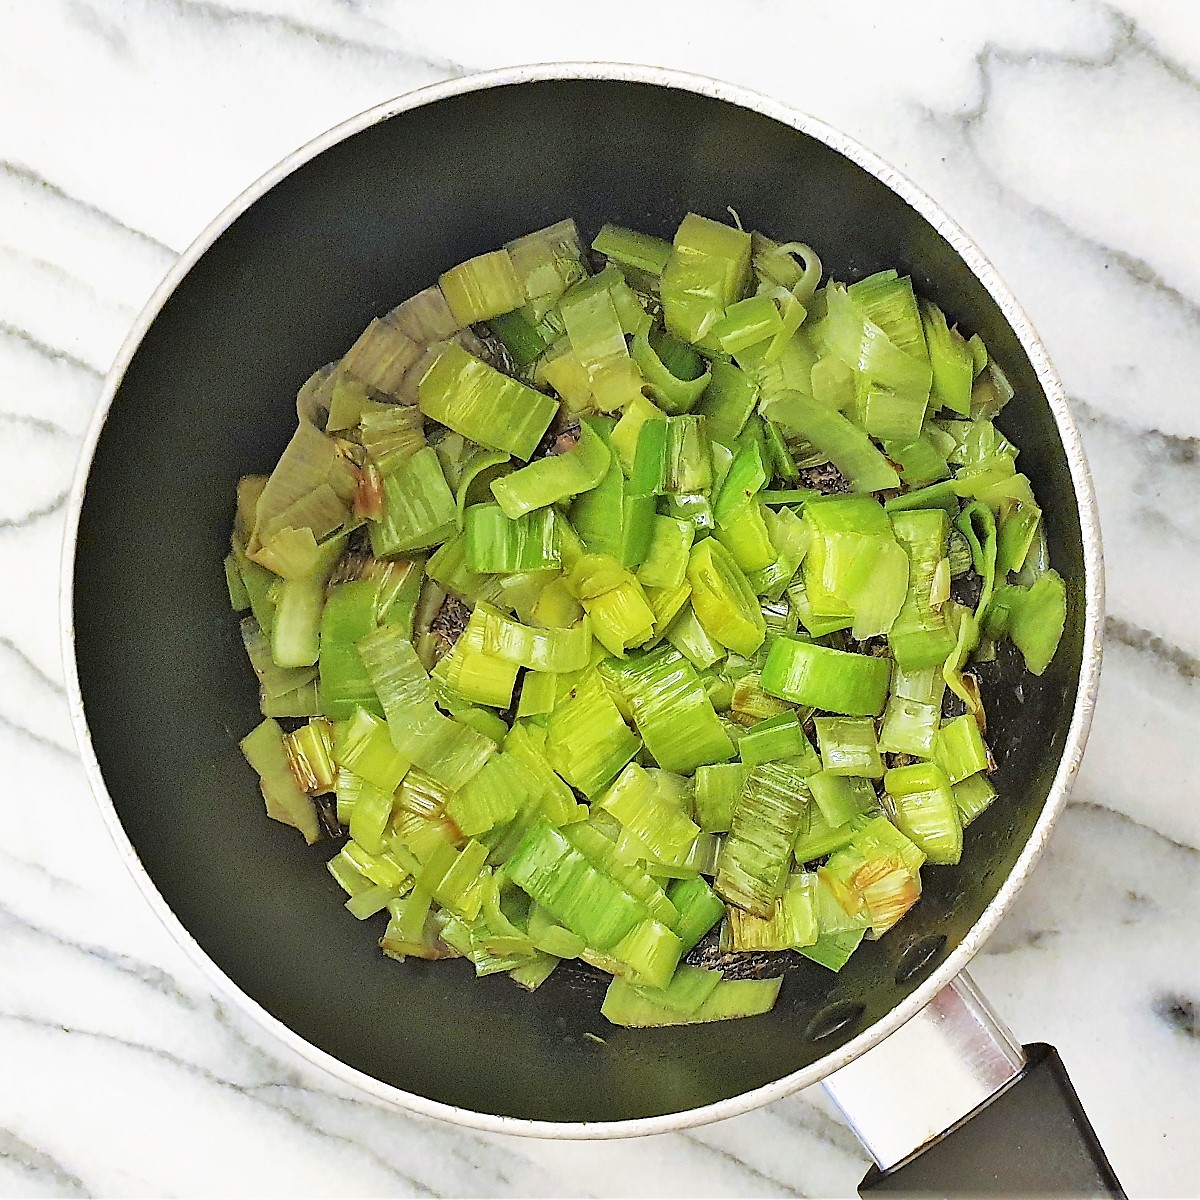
[2,1,1197,1195]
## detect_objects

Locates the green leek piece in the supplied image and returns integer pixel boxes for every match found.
[942,602,981,717]
[811,354,856,412]
[505,219,587,324]
[764,393,900,493]
[231,538,277,636]
[455,447,511,528]
[717,758,811,917]
[715,501,776,574]
[616,645,735,773]
[369,447,457,556]
[503,722,586,826]
[619,491,657,569]
[360,401,425,476]
[509,953,560,991]
[631,327,711,415]
[419,343,558,461]
[753,506,811,602]
[344,883,399,920]
[730,672,791,724]
[822,849,921,939]
[760,637,890,717]
[712,293,783,355]
[848,271,927,363]
[1008,569,1067,676]
[259,679,322,718]
[667,876,726,953]
[665,604,725,671]
[807,771,874,828]
[611,393,666,475]
[935,714,989,784]
[877,694,940,758]
[369,556,425,633]
[632,964,723,1015]
[698,359,758,445]
[793,805,857,863]
[464,504,561,573]
[318,581,383,720]
[693,763,747,833]
[644,581,692,635]
[817,282,932,403]
[592,223,673,284]
[797,928,866,971]
[635,518,694,594]
[562,822,677,924]
[687,538,766,657]
[739,712,816,768]
[425,533,501,604]
[545,668,641,796]
[753,235,822,301]
[860,385,928,445]
[601,974,781,1027]
[528,902,586,959]
[472,601,591,673]
[660,213,752,345]
[447,751,541,837]
[268,530,345,669]
[348,781,394,856]
[887,435,951,488]
[888,508,957,670]
[559,273,644,411]
[326,374,369,433]
[568,451,626,559]
[580,576,656,658]
[814,716,884,778]
[762,419,799,481]
[953,773,997,826]
[224,553,250,611]
[613,918,683,991]
[433,607,520,709]
[333,707,411,793]
[722,873,818,951]
[357,625,495,790]
[786,571,852,638]
[283,718,336,794]
[239,618,317,701]
[341,837,409,892]
[596,762,700,864]
[884,761,962,865]
[714,440,768,523]
[240,718,320,843]
[327,846,373,898]
[658,490,710,534]
[505,821,648,950]
[439,249,524,325]
[920,299,973,416]
[338,318,421,400]
[490,423,610,519]
[488,310,548,368]
[379,886,439,959]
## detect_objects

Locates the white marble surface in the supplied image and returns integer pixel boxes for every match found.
[1,1,1197,1195]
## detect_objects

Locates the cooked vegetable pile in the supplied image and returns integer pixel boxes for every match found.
[227,214,1067,1027]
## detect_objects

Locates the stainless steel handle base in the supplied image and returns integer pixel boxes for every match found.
[822,971,1024,1171]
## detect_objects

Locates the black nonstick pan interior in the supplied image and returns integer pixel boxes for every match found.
[72,76,1086,1124]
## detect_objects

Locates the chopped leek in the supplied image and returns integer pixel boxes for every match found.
[225,213,1067,1023]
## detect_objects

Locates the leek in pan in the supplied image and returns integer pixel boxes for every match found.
[227,212,1066,1027]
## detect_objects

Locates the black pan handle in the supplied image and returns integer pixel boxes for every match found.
[858,1043,1124,1198]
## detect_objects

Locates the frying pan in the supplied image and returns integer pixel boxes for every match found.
[64,66,1117,1195]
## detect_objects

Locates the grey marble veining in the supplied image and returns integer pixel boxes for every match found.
[1,0,1197,1195]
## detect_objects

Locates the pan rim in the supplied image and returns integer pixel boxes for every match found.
[59,61,1104,1141]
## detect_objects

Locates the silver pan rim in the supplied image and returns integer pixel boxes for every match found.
[59,61,1104,1141]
